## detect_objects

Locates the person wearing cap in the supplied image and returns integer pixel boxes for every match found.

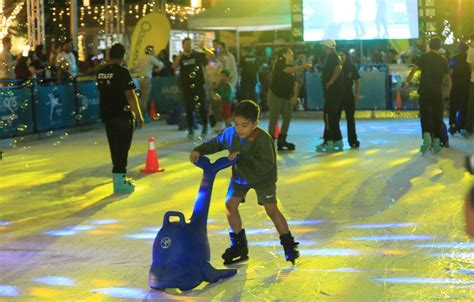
[316,39,344,153]
[133,45,163,121]
[404,37,452,154]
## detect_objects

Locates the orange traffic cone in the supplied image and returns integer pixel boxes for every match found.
[149,99,157,120]
[395,90,402,110]
[274,123,280,139]
[140,137,165,173]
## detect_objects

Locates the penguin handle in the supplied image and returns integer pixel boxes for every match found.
[163,211,186,226]
[194,156,240,174]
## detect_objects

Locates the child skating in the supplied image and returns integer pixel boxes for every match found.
[189,100,299,265]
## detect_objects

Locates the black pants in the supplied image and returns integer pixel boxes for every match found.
[183,87,208,131]
[338,92,358,144]
[239,80,257,102]
[105,117,134,174]
[449,83,470,129]
[419,90,443,139]
[323,86,343,141]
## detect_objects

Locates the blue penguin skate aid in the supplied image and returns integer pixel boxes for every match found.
[149,156,239,291]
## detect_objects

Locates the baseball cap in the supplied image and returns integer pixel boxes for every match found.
[321,39,336,49]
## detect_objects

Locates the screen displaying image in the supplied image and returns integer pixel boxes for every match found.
[303,0,419,41]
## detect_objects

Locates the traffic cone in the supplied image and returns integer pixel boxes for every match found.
[140,137,165,173]
[149,99,157,120]
[395,90,402,110]
[274,123,280,139]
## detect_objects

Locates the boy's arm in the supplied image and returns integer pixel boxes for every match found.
[193,132,228,155]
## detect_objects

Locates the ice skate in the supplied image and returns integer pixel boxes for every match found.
[222,229,249,265]
[113,173,135,194]
[280,232,299,265]
[277,134,295,151]
[432,138,442,154]
[334,140,344,151]
[420,132,432,155]
[316,140,334,153]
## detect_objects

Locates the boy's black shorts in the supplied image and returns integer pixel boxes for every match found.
[226,178,277,205]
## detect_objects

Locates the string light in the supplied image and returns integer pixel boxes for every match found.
[0,0,25,40]
[51,3,206,28]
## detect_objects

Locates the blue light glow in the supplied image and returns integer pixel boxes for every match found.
[0,285,19,297]
[343,223,419,229]
[67,225,96,231]
[91,219,119,225]
[141,226,161,232]
[278,248,362,256]
[302,268,362,273]
[429,252,474,259]
[94,287,148,299]
[350,234,433,241]
[249,240,318,247]
[414,242,474,249]
[0,221,11,226]
[32,276,76,286]
[124,233,157,239]
[371,277,470,284]
[265,220,325,226]
[214,228,277,235]
[454,269,474,275]
[44,230,77,236]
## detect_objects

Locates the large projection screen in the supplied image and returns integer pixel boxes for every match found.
[303,0,419,41]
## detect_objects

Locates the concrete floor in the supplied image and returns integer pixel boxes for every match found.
[0,118,473,301]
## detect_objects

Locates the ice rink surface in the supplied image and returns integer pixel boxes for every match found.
[1,118,473,301]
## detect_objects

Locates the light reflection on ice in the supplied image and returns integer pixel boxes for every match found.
[343,223,419,229]
[372,277,471,284]
[94,287,148,299]
[264,220,325,226]
[32,276,76,286]
[429,252,474,259]
[44,230,77,236]
[91,219,119,225]
[124,233,157,239]
[141,226,161,232]
[277,248,362,256]
[67,225,96,231]
[0,285,19,297]
[414,242,474,249]
[214,229,277,235]
[350,234,433,241]
[301,268,362,273]
[0,221,11,226]
[249,240,318,247]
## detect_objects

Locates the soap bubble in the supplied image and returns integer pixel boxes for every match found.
[224,7,231,14]
[193,95,200,101]
[58,35,67,43]
[153,113,161,120]
[75,114,83,120]
[194,66,200,72]
[213,93,221,99]
[9,139,17,148]
[194,136,203,146]
[9,114,18,121]
[60,132,69,140]
[189,72,196,79]
[98,29,105,35]
[46,130,54,137]
[190,83,195,89]
[195,103,201,109]
[20,100,29,110]
[123,105,131,112]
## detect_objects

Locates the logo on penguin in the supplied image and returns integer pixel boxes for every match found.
[160,237,172,249]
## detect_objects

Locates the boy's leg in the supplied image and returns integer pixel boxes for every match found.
[263,203,289,235]
[226,197,243,233]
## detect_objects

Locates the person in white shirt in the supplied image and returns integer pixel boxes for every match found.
[0,36,15,82]
[215,41,238,89]
[55,41,78,80]
[134,45,163,120]
[462,34,474,137]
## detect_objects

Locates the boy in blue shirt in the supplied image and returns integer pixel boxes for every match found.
[190,100,299,264]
